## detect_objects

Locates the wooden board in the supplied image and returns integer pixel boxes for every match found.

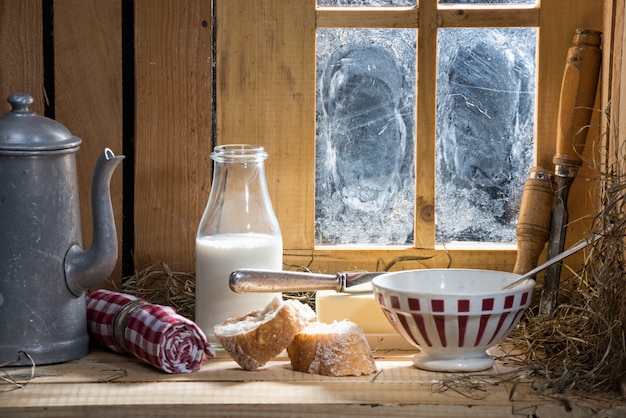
[53,0,124,287]
[216,0,317,250]
[133,0,213,272]
[603,0,626,345]
[536,1,604,255]
[1,348,624,417]
[0,0,44,113]
[0,0,123,286]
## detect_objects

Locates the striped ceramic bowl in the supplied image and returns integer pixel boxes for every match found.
[372,269,534,372]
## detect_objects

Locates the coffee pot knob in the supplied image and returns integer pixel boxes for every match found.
[7,92,34,113]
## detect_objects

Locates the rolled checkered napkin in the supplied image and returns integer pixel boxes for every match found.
[86,289,215,373]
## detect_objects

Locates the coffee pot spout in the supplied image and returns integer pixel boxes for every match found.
[65,148,124,296]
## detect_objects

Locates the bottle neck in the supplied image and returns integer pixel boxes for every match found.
[210,144,268,163]
[198,144,280,238]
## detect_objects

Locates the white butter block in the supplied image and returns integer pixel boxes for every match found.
[315,288,396,334]
[315,288,416,351]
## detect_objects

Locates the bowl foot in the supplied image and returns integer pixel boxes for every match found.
[412,352,494,372]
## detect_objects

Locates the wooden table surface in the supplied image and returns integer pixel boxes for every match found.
[1,346,624,417]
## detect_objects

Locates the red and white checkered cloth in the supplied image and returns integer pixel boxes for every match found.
[86,289,214,373]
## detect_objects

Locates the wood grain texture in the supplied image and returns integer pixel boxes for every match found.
[537,2,603,256]
[537,0,604,170]
[604,0,625,150]
[602,0,626,345]
[414,0,438,248]
[216,0,316,250]
[1,349,624,417]
[317,7,419,28]
[285,246,518,274]
[134,0,213,272]
[53,0,124,287]
[438,6,539,28]
[0,0,44,113]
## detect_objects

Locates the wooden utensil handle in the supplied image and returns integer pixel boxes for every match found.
[553,29,602,169]
[513,167,555,275]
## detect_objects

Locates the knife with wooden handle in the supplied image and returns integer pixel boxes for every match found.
[513,167,555,275]
[539,29,602,320]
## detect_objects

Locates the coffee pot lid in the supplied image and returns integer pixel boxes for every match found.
[0,92,81,153]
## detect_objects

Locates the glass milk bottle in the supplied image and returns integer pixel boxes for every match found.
[195,144,282,343]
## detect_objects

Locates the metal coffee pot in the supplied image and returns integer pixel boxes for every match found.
[0,93,124,365]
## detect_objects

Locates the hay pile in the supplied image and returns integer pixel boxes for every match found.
[119,262,196,320]
[119,263,316,320]
[505,159,626,396]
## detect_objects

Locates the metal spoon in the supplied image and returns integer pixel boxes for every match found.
[500,233,602,290]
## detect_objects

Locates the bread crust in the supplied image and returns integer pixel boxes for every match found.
[287,320,377,376]
[214,297,315,370]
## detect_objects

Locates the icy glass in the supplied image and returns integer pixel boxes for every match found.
[315,29,416,245]
[435,28,537,243]
[439,0,537,4]
[318,0,416,6]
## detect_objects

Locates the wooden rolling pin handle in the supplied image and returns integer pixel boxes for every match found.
[553,29,602,169]
[513,167,555,275]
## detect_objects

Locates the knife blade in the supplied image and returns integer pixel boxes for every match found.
[229,269,384,293]
[539,29,602,320]
[540,178,572,318]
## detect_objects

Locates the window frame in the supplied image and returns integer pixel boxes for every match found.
[215,0,603,274]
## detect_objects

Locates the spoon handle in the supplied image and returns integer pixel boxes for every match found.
[501,233,602,290]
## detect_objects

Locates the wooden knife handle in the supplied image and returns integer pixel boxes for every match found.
[553,29,602,170]
[513,167,555,275]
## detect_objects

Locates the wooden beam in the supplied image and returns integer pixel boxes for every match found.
[134,0,213,272]
[53,0,124,286]
[0,0,44,113]
[216,0,317,250]
[438,6,539,28]
[317,7,418,28]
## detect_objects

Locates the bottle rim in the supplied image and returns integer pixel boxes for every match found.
[210,144,268,162]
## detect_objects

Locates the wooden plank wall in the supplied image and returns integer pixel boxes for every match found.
[133,0,213,274]
[53,0,124,286]
[0,0,44,115]
[0,0,213,284]
[604,0,626,149]
[0,0,124,286]
[602,0,626,339]
[0,0,623,285]
[215,0,316,251]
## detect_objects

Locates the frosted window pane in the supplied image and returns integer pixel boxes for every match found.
[315,29,416,245]
[436,28,536,243]
[439,0,536,4]
[318,0,416,6]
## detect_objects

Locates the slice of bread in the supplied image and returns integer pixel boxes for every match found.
[214,296,316,370]
[287,320,377,376]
